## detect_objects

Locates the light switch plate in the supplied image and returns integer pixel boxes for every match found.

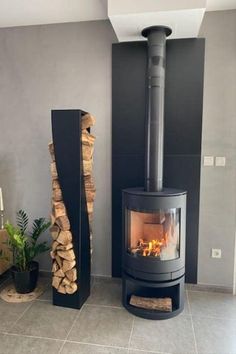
[203,156,214,166]
[215,156,226,167]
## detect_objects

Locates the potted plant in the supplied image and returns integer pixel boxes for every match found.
[5,210,50,293]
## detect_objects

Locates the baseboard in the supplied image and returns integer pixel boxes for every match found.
[186,282,233,294]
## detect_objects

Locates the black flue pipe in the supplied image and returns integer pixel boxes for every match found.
[142,26,172,192]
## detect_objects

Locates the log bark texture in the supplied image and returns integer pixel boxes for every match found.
[130,295,172,312]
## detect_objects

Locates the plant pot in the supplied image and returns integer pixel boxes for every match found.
[11,261,39,294]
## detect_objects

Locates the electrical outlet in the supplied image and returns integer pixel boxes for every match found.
[211,248,222,259]
[215,156,226,167]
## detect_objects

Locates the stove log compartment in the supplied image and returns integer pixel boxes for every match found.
[122,26,187,320]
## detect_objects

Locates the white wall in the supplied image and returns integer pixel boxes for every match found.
[198,10,236,288]
[0,20,116,276]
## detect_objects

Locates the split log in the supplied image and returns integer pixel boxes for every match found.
[57,249,75,261]
[85,190,96,202]
[84,175,95,190]
[51,213,56,226]
[81,113,95,129]
[130,295,172,312]
[55,215,70,231]
[62,277,71,286]
[53,201,66,218]
[50,251,55,259]
[88,213,93,224]
[48,142,55,161]
[82,144,94,160]
[57,243,73,251]
[82,129,96,145]
[50,162,58,180]
[57,230,72,245]
[50,225,60,240]
[52,179,60,190]
[52,241,59,252]
[58,284,66,294]
[52,261,59,273]
[55,255,63,268]
[65,268,77,282]
[62,259,76,273]
[52,188,63,202]
[65,282,78,294]
[54,268,65,277]
[87,202,94,214]
[52,276,62,289]
[83,159,93,176]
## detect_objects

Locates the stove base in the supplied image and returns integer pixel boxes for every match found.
[122,272,185,320]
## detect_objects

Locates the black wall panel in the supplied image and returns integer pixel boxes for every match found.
[112,38,205,284]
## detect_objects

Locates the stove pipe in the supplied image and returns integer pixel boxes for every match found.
[142,26,172,192]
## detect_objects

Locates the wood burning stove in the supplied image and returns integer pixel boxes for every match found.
[122,26,187,319]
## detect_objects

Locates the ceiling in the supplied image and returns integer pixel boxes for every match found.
[0,0,235,29]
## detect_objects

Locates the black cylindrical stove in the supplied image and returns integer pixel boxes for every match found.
[121,25,187,320]
[122,188,186,319]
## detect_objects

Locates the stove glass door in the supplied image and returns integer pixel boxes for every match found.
[127,208,180,260]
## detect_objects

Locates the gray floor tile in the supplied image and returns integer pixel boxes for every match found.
[9,300,78,339]
[183,291,190,315]
[130,315,196,354]
[193,316,236,354]
[0,333,62,354]
[87,279,122,307]
[62,342,128,354]
[0,299,31,332]
[37,284,52,301]
[68,305,133,347]
[188,290,236,319]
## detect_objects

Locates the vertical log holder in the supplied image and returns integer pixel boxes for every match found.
[51,109,90,309]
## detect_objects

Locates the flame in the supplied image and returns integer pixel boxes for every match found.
[133,234,168,257]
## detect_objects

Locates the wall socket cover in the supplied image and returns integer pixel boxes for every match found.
[203,156,214,166]
[215,156,226,167]
[211,248,222,258]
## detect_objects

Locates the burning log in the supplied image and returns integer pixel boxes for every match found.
[130,295,172,312]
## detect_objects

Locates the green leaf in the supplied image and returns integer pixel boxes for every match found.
[30,218,51,244]
[16,209,29,235]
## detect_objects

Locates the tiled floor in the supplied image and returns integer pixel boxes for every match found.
[0,276,236,354]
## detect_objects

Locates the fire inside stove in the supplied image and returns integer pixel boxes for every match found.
[128,209,180,260]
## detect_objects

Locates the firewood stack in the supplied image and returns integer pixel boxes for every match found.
[48,112,96,295]
[81,113,96,254]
